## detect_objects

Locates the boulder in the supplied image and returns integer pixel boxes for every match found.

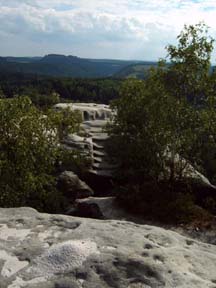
[181,162,216,205]
[162,153,216,206]
[163,152,216,188]
[57,171,94,201]
[0,207,216,288]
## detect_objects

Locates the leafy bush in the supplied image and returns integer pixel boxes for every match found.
[116,181,212,224]
[107,23,216,223]
[0,96,85,212]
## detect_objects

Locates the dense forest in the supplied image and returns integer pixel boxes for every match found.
[0,73,122,106]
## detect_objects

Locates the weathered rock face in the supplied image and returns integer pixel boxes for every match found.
[163,152,216,187]
[0,207,216,288]
[54,103,116,179]
[54,103,111,122]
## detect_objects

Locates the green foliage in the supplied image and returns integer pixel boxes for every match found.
[0,96,84,212]
[108,23,216,223]
[108,74,200,184]
[108,79,167,182]
[0,87,5,98]
[165,22,214,103]
[196,95,216,182]
[114,62,158,79]
[48,107,82,140]
[27,90,60,109]
[116,182,212,224]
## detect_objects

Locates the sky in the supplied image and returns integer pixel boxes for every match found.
[1,0,216,61]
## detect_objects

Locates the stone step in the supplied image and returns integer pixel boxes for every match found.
[82,120,109,128]
[89,169,113,177]
[92,143,105,150]
[93,157,103,163]
[92,134,109,141]
[93,150,107,157]
[93,162,118,170]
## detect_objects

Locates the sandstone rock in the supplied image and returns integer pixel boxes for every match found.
[160,152,216,207]
[57,171,94,200]
[181,162,216,204]
[0,207,216,288]
[54,103,115,178]
[54,103,111,121]
[163,153,215,187]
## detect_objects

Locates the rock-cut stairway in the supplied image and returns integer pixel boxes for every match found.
[54,103,116,177]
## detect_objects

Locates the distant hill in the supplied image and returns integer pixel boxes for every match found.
[0,54,156,78]
[5,57,42,63]
[115,62,216,79]
[114,62,159,79]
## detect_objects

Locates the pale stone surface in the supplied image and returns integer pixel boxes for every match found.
[28,240,99,277]
[55,102,115,177]
[0,207,216,288]
[0,224,30,241]
[54,103,111,121]
[0,250,29,278]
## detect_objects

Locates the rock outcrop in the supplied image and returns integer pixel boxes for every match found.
[54,103,111,122]
[57,171,94,201]
[54,103,116,178]
[0,207,216,288]
[55,102,216,202]
[55,102,216,184]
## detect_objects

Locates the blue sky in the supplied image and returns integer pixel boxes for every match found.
[1,0,216,60]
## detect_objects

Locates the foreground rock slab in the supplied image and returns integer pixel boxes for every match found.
[0,208,216,288]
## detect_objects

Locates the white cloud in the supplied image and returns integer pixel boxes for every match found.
[0,0,216,60]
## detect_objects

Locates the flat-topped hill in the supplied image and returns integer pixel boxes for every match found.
[0,54,152,78]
